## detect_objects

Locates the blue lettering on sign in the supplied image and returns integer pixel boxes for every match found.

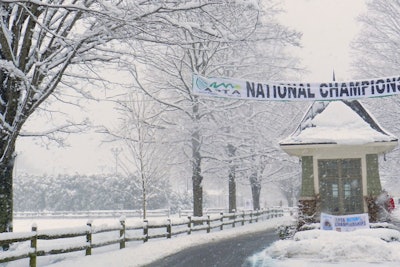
[346,217,360,223]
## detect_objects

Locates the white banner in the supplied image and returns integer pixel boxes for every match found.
[192,73,400,101]
[320,213,370,232]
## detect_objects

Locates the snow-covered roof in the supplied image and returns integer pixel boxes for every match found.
[280,100,398,146]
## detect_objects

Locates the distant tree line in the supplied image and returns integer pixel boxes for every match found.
[14,173,192,213]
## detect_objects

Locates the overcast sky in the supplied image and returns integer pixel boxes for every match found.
[279,0,367,81]
[15,0,368,175]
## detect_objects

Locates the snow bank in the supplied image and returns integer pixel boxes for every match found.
[243,209,400,266]
[267,228,400,261]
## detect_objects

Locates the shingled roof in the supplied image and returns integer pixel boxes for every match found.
[280,100,398,146]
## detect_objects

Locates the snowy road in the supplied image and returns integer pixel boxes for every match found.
[144,228,278,267]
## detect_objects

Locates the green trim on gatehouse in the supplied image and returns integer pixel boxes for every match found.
[366,154,382,196]
[301,156,315,197]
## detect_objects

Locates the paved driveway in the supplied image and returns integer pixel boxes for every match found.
[144,229,278,267]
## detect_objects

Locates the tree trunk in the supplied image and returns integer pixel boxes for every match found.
[192,171,203,217]
[192,130,203,217]
[1,45,22,236]
[0,159,14,233]
[227,143,236,213]
[191,100,203,217]
[228,170,236,213]
[251,183,261,210]
[0,156,15,250]
[250,172,261,210]
[192,174,204,222]
[142,175,147,219]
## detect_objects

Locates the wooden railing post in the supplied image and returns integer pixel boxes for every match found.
[220,212,223,231]
[86,220,92,256]
[167,219,172,238]
[250,211,253,223]
[119,217,126,249]
[143,219,149,242]
[29,224,37,267]
[232,210,236,228]
[187,216,192,235]
[206,215,211,233]
[255,209,259,223]
[241,211,245,226]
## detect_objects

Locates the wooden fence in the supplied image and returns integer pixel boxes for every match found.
[14,209,171,219]
[0,208,283,267]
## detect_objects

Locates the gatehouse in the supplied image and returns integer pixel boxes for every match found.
[279,100,398,222]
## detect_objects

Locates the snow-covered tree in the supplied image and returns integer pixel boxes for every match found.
[14,173,171,211]
[126,1,302,215]
[351,0,400,196]
[199,2,303,210]
[123,2,259,217]
[0,0,232,234]
[352,0,400,77]
[271,159,301,207]
[105,88,174,219]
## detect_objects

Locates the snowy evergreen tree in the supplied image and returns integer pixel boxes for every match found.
[14,173,171,211]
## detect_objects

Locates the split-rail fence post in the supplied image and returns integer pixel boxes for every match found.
[119,218,126,249]
[187,216,192,235]
[29,224,37,267]
[86,221,92,256]
[220,213,224,231]
[207,215,211,233]
[167,219,172,238]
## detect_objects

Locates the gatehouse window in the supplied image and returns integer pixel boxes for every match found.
[318,159,363,215]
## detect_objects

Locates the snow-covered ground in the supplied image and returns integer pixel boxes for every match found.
[246,209,400,267]
[249,227,400,267]
[7,210,400,267]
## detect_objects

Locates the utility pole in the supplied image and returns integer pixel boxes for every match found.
[111,147,122,176]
